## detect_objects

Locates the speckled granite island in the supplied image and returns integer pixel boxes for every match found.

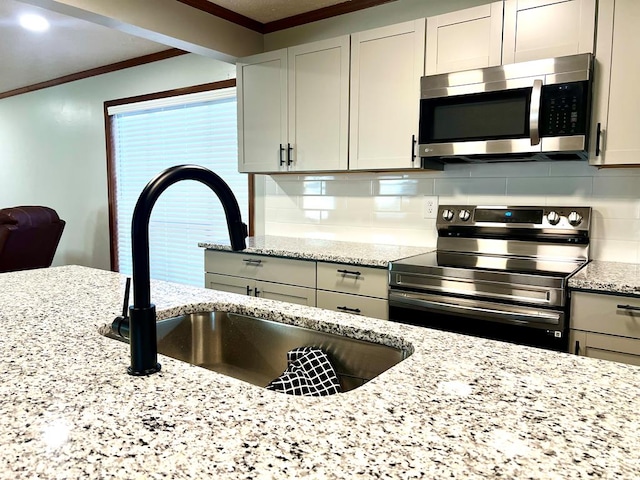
[1,266,639,479]
[199,235,433,267]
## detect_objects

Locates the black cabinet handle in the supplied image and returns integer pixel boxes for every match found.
[411,134,417,163]
[246,285,253,296]
[243,258,262,265]
[287,143,293,165]
[617,304,640,312]
[337,269,361,276]
[337,306,361,314]
[254,288,260,297]
[279,144,286,166]
[595,123,602,157]
[575,340,580,355]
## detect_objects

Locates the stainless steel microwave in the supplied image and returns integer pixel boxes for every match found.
[418,53,593,164]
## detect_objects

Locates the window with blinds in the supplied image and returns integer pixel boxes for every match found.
[107,86,248,287]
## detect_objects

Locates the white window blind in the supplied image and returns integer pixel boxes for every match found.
[110,87,248,287]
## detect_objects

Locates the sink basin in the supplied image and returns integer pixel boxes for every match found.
[105,311,410,392]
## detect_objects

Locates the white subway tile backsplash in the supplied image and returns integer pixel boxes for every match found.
[435,177,507,196]
[263,165,640,263]
[507,176,593,196]
[469,162,550,178]
[593,176,640,197]
[548,161,599,177]
[590,239,639,263]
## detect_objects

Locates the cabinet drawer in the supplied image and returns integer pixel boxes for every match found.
[571,291,640,339]
[317,262,388,299]
[572,330,640,367]
[205,250,316,288]
[317,291,388,320]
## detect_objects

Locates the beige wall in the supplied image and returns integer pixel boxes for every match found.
[0,54,235,270]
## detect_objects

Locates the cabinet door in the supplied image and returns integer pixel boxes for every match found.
[237,49,288,173]
[288,36,349,172]
[503,0,596,64]
[205,273,253,296]
[349,20,425,170]
[571,329,640,366]
[590,0,640,166]
[425,2,503,75]
[256,281,316,307]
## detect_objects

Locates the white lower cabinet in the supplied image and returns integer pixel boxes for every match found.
[204,251,390,319]
[316,262,389,320]
[204,251,317,307]
[570,291,640,366]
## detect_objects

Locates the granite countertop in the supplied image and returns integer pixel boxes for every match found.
[569,260,640,296]
[199,235,433,268]
[1,265,639,478]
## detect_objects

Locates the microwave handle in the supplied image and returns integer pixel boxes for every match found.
[529,79,543,146]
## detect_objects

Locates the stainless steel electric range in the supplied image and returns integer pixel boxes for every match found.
[388,205,592,351]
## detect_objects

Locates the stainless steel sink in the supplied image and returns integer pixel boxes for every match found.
[105,311,410,392]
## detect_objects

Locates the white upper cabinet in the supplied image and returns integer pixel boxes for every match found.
[349,20,426,171]
[237,37,349,173]
[590,0,640,166]
[425,2,503,75]
[503,0,596,64]
[287,37,350,172]
[237,49,288,173]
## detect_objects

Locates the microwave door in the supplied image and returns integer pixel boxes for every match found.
[419,84,543,158]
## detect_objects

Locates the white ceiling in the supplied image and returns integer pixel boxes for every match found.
[0,0,366,97]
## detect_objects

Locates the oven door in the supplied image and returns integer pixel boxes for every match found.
[389,290,567,351]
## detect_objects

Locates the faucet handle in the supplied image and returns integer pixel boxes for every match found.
[111,277,131,339]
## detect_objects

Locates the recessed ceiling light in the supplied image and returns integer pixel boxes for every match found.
[19,13,50,32]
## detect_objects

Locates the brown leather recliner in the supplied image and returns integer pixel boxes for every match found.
[0,206,66,273]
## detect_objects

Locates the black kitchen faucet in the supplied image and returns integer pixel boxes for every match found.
[116,164,247,376]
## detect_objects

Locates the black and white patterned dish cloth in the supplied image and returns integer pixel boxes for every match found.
[266,347,342,396]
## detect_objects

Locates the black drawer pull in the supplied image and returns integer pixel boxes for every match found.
[337,269,361,276]
[246,285,253,296]
[243,258,262,265]
[279,144,285,166]
[617,304,640,312]
[575,340,581,355]
[254,288,260,297]
[337,306,361,314]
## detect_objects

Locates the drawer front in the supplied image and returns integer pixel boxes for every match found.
[257,281,316,307]
[571,291,640,339]
[317,290,388,320]
[317,262,388,299]
[572,329,640,367]
[205,250,316,288]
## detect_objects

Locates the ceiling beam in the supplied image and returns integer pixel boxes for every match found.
[16,0,264,63]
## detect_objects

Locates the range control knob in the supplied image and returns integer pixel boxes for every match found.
[459,209,471,221]
[547,211,561,225]
[568,211,583,226]
[442,209,455,221]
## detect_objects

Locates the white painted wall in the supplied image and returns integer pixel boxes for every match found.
[0,54,235,270]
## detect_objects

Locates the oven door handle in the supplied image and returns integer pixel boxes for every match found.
[389,292,561,325]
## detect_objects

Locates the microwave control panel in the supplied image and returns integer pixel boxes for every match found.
[540,81,589,137]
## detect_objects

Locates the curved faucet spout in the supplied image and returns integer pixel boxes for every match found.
[127,164,247,376]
